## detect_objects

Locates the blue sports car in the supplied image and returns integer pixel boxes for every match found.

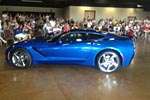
[5,29,135,73]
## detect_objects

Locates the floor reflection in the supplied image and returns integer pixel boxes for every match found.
[98,74,118,91]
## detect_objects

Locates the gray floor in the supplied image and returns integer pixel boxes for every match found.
[0,39,150,100]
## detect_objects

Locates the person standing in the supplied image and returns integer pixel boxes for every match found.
[0,19,7,44]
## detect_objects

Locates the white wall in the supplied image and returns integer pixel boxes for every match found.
[62,7,70,19]
[0,5,150,21]
[69,6,150,22]
[0,6,62,17]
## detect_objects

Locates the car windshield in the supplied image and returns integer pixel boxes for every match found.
[49,33,66,42]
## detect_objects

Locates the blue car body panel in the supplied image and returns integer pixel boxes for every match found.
[5,29,135,67]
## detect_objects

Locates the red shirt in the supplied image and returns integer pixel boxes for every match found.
[63,27,70,32]
[128,29,134,37]
[142,25,150,31]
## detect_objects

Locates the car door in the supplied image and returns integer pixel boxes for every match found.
[41,32,92,62]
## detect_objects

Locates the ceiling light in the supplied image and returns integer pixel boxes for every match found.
[22,0,43,3]
[137,4,143,8]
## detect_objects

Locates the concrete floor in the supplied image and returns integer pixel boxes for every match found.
[0,39,150,100]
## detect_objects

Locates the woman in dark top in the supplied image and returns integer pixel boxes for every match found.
[14,22,30,42]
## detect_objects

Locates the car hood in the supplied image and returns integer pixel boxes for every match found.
[8,37,51,49]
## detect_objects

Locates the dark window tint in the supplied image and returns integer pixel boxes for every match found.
[60,32,103,44]
[61,33,73,43]
[61,32,88,43]
[88,33,104,40]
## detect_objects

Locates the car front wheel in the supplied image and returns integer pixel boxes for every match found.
[11,48,32,68]
[96,51,121,73]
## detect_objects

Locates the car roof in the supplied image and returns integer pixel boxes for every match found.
[70,29,101,34]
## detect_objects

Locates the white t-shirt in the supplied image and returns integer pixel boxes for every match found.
[50,20,56,28]
[45,25,53,34]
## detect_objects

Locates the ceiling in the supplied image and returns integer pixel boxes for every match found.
[0,0,144,8]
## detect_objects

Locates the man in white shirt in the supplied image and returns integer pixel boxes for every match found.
[50,19,56,28]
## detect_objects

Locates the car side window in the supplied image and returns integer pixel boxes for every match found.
[88,33,104,40]
[61,33,73,43]
[74,33,88,42]
[61,32,88,44]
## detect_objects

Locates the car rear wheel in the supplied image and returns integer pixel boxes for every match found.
[11,48,32,68]
[96,51,121,73]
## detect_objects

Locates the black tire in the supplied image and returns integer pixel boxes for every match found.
[96,51,121,73]
[11,48,32,68]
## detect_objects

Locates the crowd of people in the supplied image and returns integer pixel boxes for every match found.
[0,12,150,45]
